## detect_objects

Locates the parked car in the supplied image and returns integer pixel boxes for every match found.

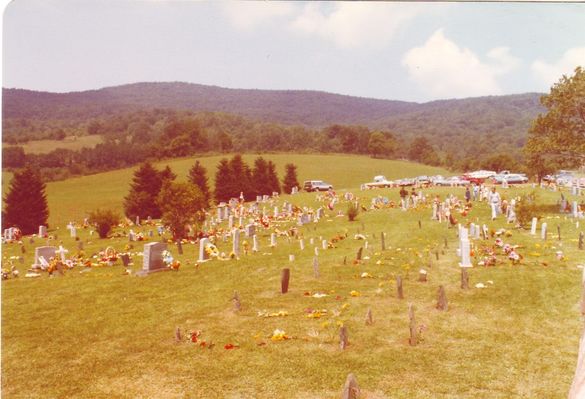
[434,176,470,186]
[364,175,394,189]
[492,174,528,184]
[395,178,415,187]
[415,176,431,186]
[303,180,333,192]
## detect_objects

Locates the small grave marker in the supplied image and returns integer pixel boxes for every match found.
[461,268,469,289]
[232,291,241,312]
[339,325,349,350]
[437,285,448,311]
[381,232,386,251]
[408,303,417,346]
[312,256,320,278]
[281,268,290,294]
[365,308,373,326]
[341,373,360,399]
[397,275,404,299]
[579,232,584,250]
[356,247,363,261]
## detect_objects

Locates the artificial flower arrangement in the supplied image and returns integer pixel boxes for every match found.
[204,243,219,258]
[162,250,180,270]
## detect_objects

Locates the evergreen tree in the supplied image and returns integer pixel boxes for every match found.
[188,160,211,206]
[2,167,49,234]
[266,161,281,194]
[229,154,253,200]
[160,165,177,183]
[123,162,164,219]
[214,158,232,203]
[282,163,300,194]
[252,157,270,197]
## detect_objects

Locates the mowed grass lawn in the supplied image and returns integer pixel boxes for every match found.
[2,154,585,398]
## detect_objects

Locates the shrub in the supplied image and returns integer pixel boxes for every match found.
[515,191,538,228]
[89,208,120,238]
[347,202,359,222]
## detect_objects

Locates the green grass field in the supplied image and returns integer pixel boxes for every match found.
[3,135,104,154]
[2,154,585,398]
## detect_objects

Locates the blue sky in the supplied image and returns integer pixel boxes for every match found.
[2,1,585,102]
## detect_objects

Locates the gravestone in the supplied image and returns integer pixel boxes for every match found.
[322,240,327,250]
[356,247,363,261]
[299,239,305,251]
[418,269,427,282]
[339,326,349,350]
[557,225,562,241]
[381,232,386,251]
[436,285,448,311]
[542,222,548,240]
[459,238,472,267]
[232,230,240,256]
[120,253,131,267]
[408,304,417,346]
[396,275,404,299]
[273,206,279,218]
[198,238,210,262]
[34,246,56,266]
[139,242,168,275]
[579,232,584,250]
[530,217,537,235]
[39,225,47,237]
[228,215,234,230]
[245,224,255,237]
[252,235,259,252]
[461,268,469,289]
[365,308,373,326]
[270,233,277,247]
[316,207,324,219]
[312,256,320,278]
[70,226,77,238]
[341,373,360,399]
[281,268,290,294]
[574,202,579,218]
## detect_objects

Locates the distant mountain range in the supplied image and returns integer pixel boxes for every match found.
[2,81,544,128]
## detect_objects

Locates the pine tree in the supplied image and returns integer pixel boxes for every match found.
[123,162,164,219]
[229,154,253,200]
[252,157,270,197]
[266,161,281,194]
[282,163,300,194]
[160,165,177,183]
[189,160,211,206]
[214,158,232,203]
[2,167,49,234]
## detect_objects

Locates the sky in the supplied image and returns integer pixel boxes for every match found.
[2,0,585,103]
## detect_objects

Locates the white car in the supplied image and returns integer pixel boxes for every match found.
[364,175,394,188]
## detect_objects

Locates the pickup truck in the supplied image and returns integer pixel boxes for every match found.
[364,175,394,189]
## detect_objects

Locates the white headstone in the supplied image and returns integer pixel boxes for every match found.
[530,217,537,235]
[198,238,210,262]
[38,225,47,237]
[459,239,472,267]
[56,246,69,263]
[270,233,277,247]
[274,207,279,218]
[228,215,234,230]
[322,240,327,250]
[252,235,259,252]
[289,254,295,262]
[299,239,305,251]
[232,230,240,256]
[574,201,579,218]
[34,246,56,266]
[541,222,548,240]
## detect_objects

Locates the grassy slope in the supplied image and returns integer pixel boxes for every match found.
[3,135,103,154]
[2,154,584,398]
[36,154,449,227]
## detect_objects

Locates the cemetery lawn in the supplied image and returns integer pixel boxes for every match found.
[2,154,584,398]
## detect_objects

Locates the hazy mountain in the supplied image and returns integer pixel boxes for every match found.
[2,82,545,151]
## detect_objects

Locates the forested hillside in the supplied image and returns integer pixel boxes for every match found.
[2,82,546,180]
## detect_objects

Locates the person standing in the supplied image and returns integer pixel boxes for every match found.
[488,187,501,220]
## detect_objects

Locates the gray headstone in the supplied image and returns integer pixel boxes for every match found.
[120,254,131,267]
[199,238,210,262]
[34,246,57,265]
[232,229,240,256]
[38,225,47,237]
[141,242,167,274]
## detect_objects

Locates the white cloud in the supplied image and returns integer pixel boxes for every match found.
[532,47,585,89]
[289,3,424,49]
[220,1,295,31]
[402,29,521,98]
